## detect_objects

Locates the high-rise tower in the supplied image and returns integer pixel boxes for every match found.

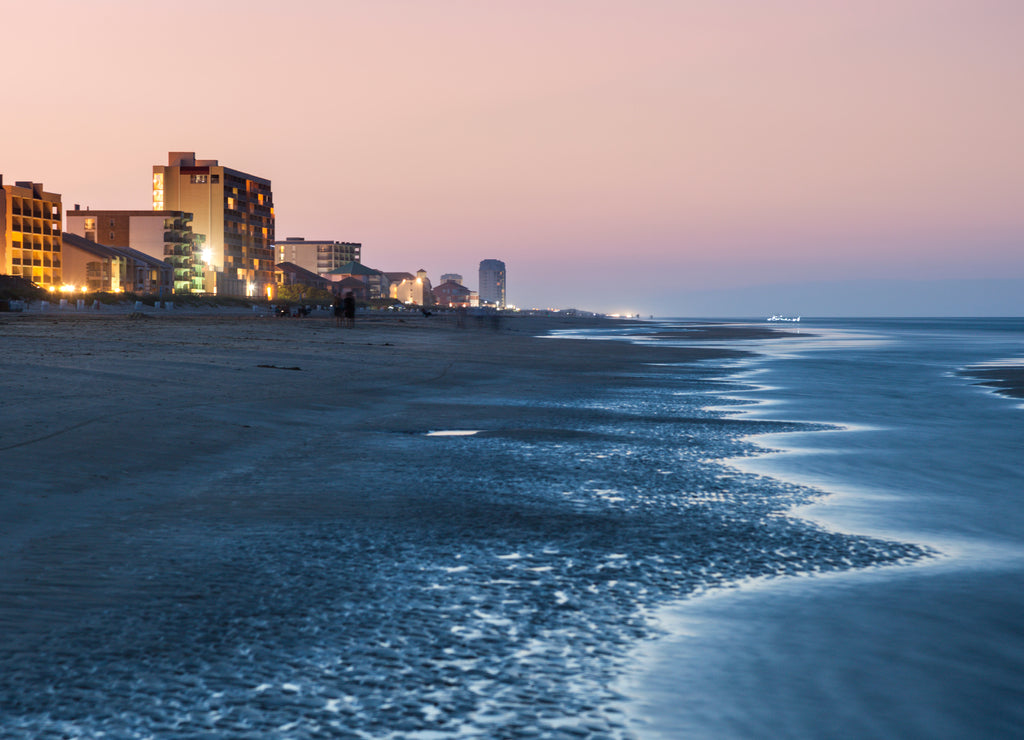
[152,152,274,297]
[478,259,506,308]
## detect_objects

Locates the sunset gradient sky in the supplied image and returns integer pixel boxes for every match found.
[3,0,1022,315]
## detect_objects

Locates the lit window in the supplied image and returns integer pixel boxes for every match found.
[190,175,208,184]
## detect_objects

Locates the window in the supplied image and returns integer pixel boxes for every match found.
[190,174,208,184]
[211,174,219,184]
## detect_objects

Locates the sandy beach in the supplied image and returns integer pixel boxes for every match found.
[0,309,747,572]
[0,310,927,737]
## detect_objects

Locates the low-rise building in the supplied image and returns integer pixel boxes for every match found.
[326,261,387,298]
[391,269,434,306]
[275,262,334,293]
[433,279,474,308]
[66,208,204,293]
[61,232,174,294]
[333,276,371,301]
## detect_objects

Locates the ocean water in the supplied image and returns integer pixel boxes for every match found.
[1,318,1021,738]
[615,317,1024,738]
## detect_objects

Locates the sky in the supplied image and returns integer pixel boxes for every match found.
[3,0,1022,315]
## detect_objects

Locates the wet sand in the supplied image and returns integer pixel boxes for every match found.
[960,365,1024,399]
[0,310,926,736]
[0,310,747,622]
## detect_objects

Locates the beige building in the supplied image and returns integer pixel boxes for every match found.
[152,152,274,297]
[0,176,63,288]
[61,232,174,295]
[66,209,203,294]
[391,269,434,306]
[273,237,361,275]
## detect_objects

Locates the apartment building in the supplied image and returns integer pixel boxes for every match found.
[66,209,203,294]
[0,176,63,287]
[273,237,361,275]
[152,152,274,297]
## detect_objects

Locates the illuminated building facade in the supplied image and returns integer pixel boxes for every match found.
[0,176,63,287]
[478,259,506,308]
[391,269,434,306]
[61,231,173,294]
[152,152,274,297]
[66,209,203,294]
[272,237,361,275]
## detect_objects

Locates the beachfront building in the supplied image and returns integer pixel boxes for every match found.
[274,262,334,295]
[61,232,174,294]
[152,152,274,298]
[391,269,434,306]
[0,176,63,288]
[478,259,506,308]
[325,261,387,298]
[272,237,362,275]
[65,209,204,294]
[332,276,371,301]
[433,279,474,308]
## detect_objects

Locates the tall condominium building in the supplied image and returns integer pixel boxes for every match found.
[0,176,63,287]
[273,237,361,275]
[478,259,506,308]
[152,152,274,297]
[66,209,204,294]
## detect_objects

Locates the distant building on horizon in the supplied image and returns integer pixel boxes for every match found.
[440,273,462,285]
[272,237,361,276]
[0,176,62,288]
[152,152,274,298]
[478,259,506,308]
[434,279,475,308]
[324,261,387,299]
[66,209,203,294]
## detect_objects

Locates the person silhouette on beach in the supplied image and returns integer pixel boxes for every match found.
[333,293,344,327]
[343,291,356,329]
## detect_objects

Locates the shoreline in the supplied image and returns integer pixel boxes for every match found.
[0,314,927,736]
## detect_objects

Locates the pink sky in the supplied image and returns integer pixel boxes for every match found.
[4,0,1022,314]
